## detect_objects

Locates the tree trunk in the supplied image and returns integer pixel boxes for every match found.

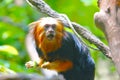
[94,0,120,77]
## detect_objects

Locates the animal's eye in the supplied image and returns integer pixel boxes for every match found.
[44,24,49,28]
[52,24,56,29]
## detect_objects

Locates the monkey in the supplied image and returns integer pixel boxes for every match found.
[25,17,95,80]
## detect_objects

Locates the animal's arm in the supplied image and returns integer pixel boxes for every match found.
[41,60,73,72]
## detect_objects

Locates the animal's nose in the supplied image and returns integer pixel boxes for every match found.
[48,28,54,34]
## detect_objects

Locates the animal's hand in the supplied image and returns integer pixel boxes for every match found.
[25,61,38,68]
[41,60,73,72]
[41,62,51,69]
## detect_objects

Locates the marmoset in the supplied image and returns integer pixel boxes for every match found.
[25,17,95,80]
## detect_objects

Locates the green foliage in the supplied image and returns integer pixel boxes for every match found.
[0,45,18,55]
[0,65,16,74]
[0,0,41,74]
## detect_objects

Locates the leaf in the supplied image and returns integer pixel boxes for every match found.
[0,45,19,55]
[0,65,16,74]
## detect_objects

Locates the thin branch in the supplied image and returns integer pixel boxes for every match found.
[26,0,112,59]
[72,22,111,58]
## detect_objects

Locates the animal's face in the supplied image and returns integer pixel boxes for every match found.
[32,17,64,45]
[44,23,56,40]
[32,17,64,53]
[35,17,64,41]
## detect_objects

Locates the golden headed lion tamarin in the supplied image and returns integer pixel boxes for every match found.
[25,17,95,80]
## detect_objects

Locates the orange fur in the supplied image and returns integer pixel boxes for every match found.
[26,17,95,80]
[31,17,73,72]
[33,17,64,55]
[41,60,73,72]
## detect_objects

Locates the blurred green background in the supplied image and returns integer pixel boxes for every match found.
[0,0,119,80]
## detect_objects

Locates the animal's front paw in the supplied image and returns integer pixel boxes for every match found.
[25,61,37,68]
[41,62,51,69]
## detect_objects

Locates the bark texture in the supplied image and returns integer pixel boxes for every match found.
[94,0,120,76]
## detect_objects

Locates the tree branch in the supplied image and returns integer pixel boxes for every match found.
[0,74,46,80]
[26,0,112,58]
[0,73,66,80]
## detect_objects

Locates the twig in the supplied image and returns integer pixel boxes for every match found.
[26,0,112,59]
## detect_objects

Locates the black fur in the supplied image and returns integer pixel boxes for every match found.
[36,32,95,80]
